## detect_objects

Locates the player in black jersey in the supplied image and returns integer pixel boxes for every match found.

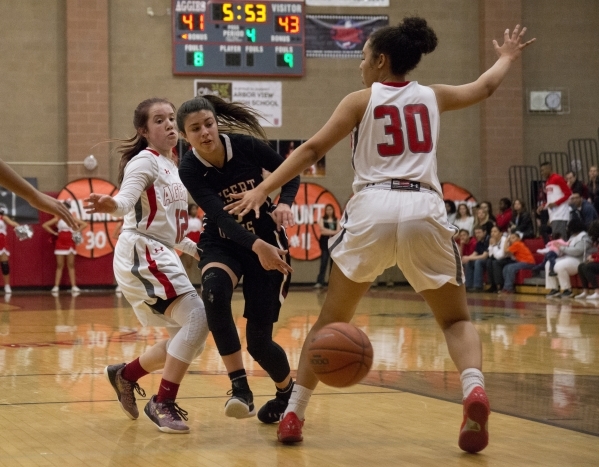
[178,95,299,423]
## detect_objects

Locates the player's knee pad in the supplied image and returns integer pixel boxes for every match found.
[1,262,8,276]
[166,292,209,364]
[246,321,290,382]
[201,268,241,356]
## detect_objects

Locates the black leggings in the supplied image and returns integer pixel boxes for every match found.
[201,267,290,382]
[577,262,599,289]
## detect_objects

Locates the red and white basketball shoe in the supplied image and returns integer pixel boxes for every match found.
[277,412,304,443]
[458,386,490,453]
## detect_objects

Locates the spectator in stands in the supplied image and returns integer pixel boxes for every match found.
[474,205,495,236]
[486,226,508,293]
[565,171,588,199]
[587,166,599,214]
[569,191,598,230]
[495,198,513,232]
[531,233,568,277]
[500,232,536,294]
[478,201,496,223]
[454,203,474,236]
[537,162,571,240]
[463,226,489,292]
[536,178,551,243]
[510,198,535,239]
[545,217,592,299]
[575,220,599,299]
[445,200,457,224]
[457,229,477,257]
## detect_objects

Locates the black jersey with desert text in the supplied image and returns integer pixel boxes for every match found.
[179,133,300,250]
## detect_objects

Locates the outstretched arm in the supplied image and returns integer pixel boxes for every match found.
[431,25,535,113]
[0,159,77,229]
[226,89,370,218]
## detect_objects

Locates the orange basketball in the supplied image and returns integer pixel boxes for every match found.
[308,322,373,388]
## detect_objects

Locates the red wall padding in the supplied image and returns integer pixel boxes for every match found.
[5,209,115,288]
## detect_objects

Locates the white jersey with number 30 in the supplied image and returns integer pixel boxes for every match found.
[351,81,441,195]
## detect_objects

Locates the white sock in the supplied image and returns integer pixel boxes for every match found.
[460,368,484,399]
[284,384,313,420]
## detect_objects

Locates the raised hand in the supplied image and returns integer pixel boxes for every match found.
[84,193,117,214]
[493,24,536,61]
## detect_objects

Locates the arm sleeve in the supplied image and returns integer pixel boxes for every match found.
[550,175,573,206]
[251,138,300,206]
[112,155,157,217]
[179,156,260,251]
[174,237,199,257]
[562,235,590,257]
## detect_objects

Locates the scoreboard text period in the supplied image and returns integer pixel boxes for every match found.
[172,1,304,77]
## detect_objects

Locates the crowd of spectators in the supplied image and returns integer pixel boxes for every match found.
[447,163,599,298]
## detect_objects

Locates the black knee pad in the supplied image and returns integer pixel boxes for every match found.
[246,321,290,382]
[1,262,8,276]
[201,267,240,356]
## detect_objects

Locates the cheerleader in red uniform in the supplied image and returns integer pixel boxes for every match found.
[0,206,21,294]
[42,201,87,295]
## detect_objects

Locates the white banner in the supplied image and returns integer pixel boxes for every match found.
[194,80,282,127]
[306,0,389,6]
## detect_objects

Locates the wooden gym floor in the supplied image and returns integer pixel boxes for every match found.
[0,286,597,466]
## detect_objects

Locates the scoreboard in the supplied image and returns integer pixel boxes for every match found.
[172,1,305,77]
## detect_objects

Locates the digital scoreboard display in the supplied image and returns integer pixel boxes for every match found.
[172,1,304,77]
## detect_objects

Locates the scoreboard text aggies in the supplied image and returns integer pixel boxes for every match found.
[172,0,305,77]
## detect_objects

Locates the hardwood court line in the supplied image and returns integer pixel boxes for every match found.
[0,390,402,407]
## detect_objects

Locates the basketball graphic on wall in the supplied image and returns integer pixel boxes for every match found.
[277,182,342,261]
[57,178,120,258]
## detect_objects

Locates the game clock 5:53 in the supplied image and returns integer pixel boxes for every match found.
[212,2,267,22]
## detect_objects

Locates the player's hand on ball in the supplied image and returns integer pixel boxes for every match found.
[84,193,117,214]
[252,239,293,274]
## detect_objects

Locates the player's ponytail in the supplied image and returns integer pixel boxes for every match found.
[177,95,267,141]
[368,16,438,76]
[116,98,176,185]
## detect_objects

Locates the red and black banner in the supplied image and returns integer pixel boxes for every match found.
[306,15,389,58]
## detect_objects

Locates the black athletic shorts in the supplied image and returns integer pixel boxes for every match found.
[198,229,291,324]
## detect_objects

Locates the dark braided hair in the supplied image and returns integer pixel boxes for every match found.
[368,17,438,76]
[177,94,267,140]
[116,98,176,185]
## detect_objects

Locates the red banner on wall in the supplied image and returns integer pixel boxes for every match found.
[278,182,342,261]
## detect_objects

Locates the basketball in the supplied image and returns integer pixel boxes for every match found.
[307,322,373,388]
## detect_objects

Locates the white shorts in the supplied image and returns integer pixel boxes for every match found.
[0,249,9,257]
[114,231,195,327]
[329,187,463,292]
[54,248,77,255]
